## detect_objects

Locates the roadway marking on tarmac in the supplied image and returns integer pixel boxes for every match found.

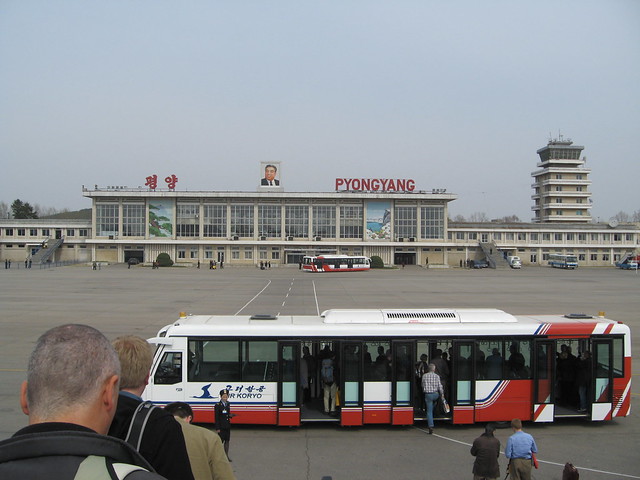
[414,426,640,479]
[234,280,272,315]
[277,278,296,316]
[312,280,320,316]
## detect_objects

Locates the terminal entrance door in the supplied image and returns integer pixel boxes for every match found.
[394,252,415,265]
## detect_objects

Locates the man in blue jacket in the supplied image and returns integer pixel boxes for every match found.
[505,418,538,480]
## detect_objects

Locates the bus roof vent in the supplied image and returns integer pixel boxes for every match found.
[250,314,278,320]
[382,309,459,323]
[321,309,461,324]
[564,313,594,319]
[321,309,513,324]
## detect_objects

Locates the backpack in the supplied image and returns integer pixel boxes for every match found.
[562,462,579,480]
[74,455,148,479]
[124,401,157,451]
[321,358,334,385]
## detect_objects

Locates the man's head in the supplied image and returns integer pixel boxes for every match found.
[511,418,523,430]
[427,363,436,373]
[165,402,194,423]
[484,423,496,436]
[21,324,120,433]
[264,164,277,181]
[112,335,153,392]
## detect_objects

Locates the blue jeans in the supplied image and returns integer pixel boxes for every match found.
[424,392,440,428]
[579,385,587,410]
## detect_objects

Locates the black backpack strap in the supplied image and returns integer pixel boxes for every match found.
[124,401,156,451]
[0,431,155,472]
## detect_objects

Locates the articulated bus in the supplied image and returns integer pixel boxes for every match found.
[146,309,630,427]
[302,255,371,272]
[549,254,579,269]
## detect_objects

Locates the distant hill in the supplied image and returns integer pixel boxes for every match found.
[41,208,92,220]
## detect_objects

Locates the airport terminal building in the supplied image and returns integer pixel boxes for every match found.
[1,181,637,268]
[1,141,638,268]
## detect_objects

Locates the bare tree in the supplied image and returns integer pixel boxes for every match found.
[495,214,522,223]
[633,210,640,222]
[452,214,466,222]
[0,201,8,219]
[613,211,631,223]
[34,204,66,217]
[468,212,489,222]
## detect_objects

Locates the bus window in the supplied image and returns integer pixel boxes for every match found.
[154,352,182,385]
[506,340,532,379]
[455,343,473,405]
[188,340,240,382]
[612,337,624,378]
[536,343,552,380]
[243,341,278,382]
[365,341,390,381]
[478,341,504,380]
[394,345,412,382]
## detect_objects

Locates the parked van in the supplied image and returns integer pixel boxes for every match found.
[507,256,522,269]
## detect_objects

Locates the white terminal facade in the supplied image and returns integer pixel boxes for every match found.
[0,139,638,268]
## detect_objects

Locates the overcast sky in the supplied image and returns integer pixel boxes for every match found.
[1,1,638,221]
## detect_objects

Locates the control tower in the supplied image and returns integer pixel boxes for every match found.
[531,136,592,223]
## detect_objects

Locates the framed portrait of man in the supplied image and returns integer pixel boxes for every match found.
[259,162,281,187]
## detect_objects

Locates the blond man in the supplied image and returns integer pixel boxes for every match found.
[108,336,194,480]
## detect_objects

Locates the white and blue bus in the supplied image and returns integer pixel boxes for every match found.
[549,254,578,269]
[145,309,630,427]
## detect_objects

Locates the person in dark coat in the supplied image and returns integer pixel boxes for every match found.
[576,350,592,412]
[215,389,233,461]
[0,324,164,479]
[108,335,194,480]
[470,423,501,480]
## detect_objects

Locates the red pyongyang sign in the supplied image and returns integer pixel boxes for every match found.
[335,178,416,192]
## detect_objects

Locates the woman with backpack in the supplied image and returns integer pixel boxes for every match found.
[321,352,338,415]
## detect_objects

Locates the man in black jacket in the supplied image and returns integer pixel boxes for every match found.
[0,324,165,479]
[108,336,194,480]
[470,423,501,480]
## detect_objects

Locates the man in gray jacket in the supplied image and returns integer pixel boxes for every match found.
[0,324,166,479]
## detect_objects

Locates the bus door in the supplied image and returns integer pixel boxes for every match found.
[340,341,364,426]
[592,339,614,421]
[391,341,415,425]
[533,340,555,422]
[148,338,188,412]
[277,342,300,426]
[451,341,474,424]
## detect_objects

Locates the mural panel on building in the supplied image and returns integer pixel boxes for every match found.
[366,201,391,240]
[149,199,173,237]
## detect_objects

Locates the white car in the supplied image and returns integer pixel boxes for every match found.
[507,256,522,269]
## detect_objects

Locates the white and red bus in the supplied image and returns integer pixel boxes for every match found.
[146,309,631,427]
[302,255,371,272]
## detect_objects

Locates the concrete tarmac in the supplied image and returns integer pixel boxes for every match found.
[1,264,638,479]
